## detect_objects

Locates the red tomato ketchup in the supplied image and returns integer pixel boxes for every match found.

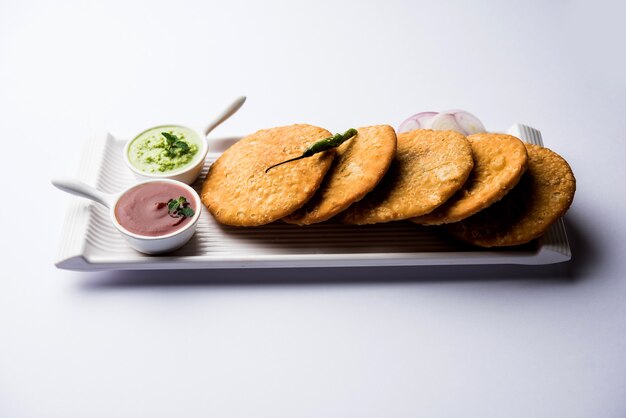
[114,181,197,237]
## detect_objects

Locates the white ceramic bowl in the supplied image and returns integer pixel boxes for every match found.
[111,179,202,254]
[52,178,202,254]
[123,124,208,185]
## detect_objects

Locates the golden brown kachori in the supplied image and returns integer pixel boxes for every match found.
[284,125,397,225]
[201,124,335,226]
[412,133,528,225]
[340,129,474,225]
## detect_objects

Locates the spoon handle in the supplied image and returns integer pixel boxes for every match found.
[51,179,115,208]
[204,96,247,137]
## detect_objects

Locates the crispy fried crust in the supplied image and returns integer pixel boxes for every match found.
[340,129,474,225]
[201,124,334,226]
[412,133,528,225]
[446,143,576,247]
[284,125,397,225]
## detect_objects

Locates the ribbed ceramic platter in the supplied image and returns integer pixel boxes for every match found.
[55,124,571,271]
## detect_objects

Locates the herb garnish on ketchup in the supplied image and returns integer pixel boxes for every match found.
[156,196,195,226]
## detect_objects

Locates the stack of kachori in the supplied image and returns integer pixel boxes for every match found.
[445,142,575,247]
[200,124,575,248]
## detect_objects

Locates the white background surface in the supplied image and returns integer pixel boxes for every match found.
[1,0,626,417]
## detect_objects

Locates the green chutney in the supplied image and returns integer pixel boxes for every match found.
[128,125,202,173]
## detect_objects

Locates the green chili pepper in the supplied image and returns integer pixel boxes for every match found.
[265,128,358,173]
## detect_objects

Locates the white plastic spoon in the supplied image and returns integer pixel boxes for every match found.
[52,179,114,208]
[204,96,247,137]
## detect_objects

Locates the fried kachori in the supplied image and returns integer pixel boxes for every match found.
[412,133,528,225]
[201,124,335,226]
[340,129,474,225]
[284,125,397,225]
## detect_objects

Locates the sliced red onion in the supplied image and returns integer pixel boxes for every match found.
[398,110,486,135]
[398,111,437,133]
[429,112,464,132]
[449,110,486,135]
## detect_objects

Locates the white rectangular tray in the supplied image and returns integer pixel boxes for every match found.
[55,124,571,271]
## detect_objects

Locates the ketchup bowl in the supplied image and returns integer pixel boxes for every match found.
[52,178,202,254]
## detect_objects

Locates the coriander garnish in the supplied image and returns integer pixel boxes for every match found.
[156,196,195,225]
[167,196,195,217]
[161,132,191,158]
[265,128,358,173]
